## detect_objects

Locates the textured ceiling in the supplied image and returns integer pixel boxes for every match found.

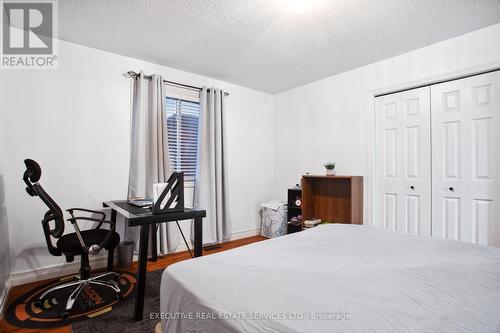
[58,0,500,93]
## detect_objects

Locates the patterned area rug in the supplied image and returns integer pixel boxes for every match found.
[6,271,136,329]
[72,270,163,333]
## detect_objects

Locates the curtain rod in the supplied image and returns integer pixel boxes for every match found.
[123,71,230,96]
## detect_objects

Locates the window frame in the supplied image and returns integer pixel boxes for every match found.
[165,96,200,187]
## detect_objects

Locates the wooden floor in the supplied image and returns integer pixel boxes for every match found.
[0,235,266,333]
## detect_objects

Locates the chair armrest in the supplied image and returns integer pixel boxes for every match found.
[67,217,113,225]
[67,217,116,255]
[67,215,114,231]
[66,208,106,219]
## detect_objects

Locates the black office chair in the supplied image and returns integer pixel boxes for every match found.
[23,159,121,318]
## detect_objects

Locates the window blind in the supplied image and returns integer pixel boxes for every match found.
[166,97,200,182]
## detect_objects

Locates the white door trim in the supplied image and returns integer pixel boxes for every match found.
[367,62,500,229]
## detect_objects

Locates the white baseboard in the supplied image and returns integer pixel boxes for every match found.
[10,228,261,286]
[230,227,261,240]
[11,255,112,287]
[0,275,13,320]
[157,227,261,254]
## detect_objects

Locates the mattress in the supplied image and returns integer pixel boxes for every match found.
[160,224,500,333]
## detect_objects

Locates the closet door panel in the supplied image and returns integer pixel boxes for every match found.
[375,94,403,230]
[466,72,500,246]
[431,79,467,240]
[374,87,431,235]
[401,88,431,235]
[405,195,420,234]
[432,71,500,245]
[443,197,461,240]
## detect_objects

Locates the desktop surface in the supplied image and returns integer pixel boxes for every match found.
[103,200,206,226]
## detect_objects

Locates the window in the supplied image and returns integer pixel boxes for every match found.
[166,97,200,183]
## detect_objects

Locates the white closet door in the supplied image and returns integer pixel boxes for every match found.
[375,93,401,231]
[374,87,431,235]
[431,71,500,245]
[401,88,431,235]
[467,72,500,246]
[431,79,467,240]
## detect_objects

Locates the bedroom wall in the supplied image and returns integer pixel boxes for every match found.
[1,39,274,281]
[273,23,500,225]
[0,106,13,314]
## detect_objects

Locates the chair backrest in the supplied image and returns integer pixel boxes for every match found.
[23,159,65,245]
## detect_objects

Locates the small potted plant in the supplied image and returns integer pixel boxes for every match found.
[324,162,336,176]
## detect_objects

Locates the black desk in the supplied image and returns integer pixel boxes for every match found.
[103,200,206,322]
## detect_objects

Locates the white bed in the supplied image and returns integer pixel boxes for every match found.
[160,224,500,333]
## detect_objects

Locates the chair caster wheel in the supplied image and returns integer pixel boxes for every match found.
[61,311,70,319]
[34,300,42,308]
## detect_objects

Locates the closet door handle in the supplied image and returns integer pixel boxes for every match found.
[449,187,454,192]
[410,186,415,190]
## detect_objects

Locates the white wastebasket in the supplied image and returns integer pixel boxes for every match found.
[260,200,287,238]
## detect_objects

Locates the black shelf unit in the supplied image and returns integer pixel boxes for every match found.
[287,188,303,234]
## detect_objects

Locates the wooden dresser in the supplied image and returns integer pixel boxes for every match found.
[301,175,363,225]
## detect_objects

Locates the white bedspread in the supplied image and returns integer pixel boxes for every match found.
[160,224,500,333]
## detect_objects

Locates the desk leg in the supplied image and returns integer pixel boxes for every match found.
[107,209,117,271]
[194,217,203,257]
[134,224,150,322]
[150,224,158,262]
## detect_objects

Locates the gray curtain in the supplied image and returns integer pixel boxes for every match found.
[194,88,231,244]
[128,71,179,253]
